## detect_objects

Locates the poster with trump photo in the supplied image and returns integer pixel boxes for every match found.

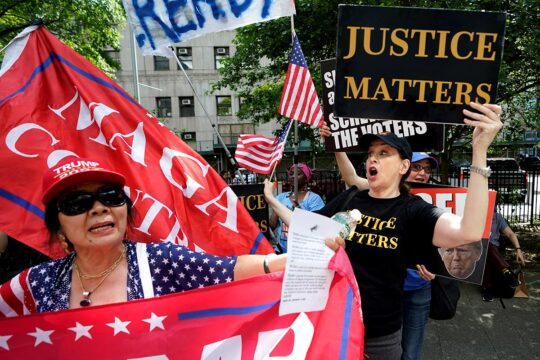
[410,186,497,284]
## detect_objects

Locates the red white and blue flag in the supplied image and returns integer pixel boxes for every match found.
[278,34,324,128]
[0,26,273,259]
[0,249,364,358]
[235,120,292,175]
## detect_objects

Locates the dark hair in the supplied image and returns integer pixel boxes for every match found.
[45,187,134,250]
[399,158,412,195]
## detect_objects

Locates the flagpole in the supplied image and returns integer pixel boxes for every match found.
[129,29,141,102]
[290,16,299,205]
[171,50,245,184]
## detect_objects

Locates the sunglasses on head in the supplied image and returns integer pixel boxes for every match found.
[57,185,127,216]
[411,163,433,174]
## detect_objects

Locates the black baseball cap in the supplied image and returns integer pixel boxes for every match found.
[358,132,413,160]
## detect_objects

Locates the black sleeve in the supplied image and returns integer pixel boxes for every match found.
[404,196,446,267]
[315,186,358,217]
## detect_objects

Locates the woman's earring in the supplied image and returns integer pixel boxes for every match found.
[58,233,71,254]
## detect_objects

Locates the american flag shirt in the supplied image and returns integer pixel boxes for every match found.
[0,241,237,317]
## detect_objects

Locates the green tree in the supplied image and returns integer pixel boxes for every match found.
[214,0,539,178]
[0,0,126,77]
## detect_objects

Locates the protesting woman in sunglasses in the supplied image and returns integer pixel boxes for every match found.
[0,157,344,316]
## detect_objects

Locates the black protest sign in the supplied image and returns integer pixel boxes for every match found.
[230,184,270,239]
[334,5,506,124]
[321,58,444,152]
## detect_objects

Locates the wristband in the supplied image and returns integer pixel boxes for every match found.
[263,254,271,274]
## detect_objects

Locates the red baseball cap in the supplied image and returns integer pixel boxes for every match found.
[41,157,126,205]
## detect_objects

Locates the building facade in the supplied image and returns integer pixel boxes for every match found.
[114,27,276,172]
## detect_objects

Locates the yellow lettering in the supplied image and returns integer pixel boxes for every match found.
[410,29,437,57]
[387,217,396,229]
[412,80,434,103]
[434,30,450,58]
[343,26,360,59]
[433,81,454,104]
[362,27,390,56]
[475,83,492,103]
[372,79,392,101]
[474,33,497,61]
[378,235,389,248]
[366,233,377,246]
[391,79,412,101]
[344,76,371,99]
[454,82,474,105]
[389,237,399,249]
[390,28,409,56]
[450,31,474,60]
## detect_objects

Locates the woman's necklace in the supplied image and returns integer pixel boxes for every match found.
[74,246,126,307]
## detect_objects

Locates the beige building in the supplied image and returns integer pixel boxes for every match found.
[114,27,276,171]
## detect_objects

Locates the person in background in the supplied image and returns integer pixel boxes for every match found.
[269,163,324,253]
[220,169,233,184]
[0,157,344,317]
[265,102,502,359]
[481,210,525,301]
[318,125,440,360]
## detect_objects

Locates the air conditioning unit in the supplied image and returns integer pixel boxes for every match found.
[177,48,189,55]
[181,99,192,105]
[184,133,193,140]
[216,47,227,54]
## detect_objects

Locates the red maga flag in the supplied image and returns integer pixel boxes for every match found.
[0,249,364,359]
[278,34,324,128]
[235,120,292,174]
[0,26,273,259]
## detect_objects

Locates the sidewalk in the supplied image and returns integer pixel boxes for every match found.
[422,270,540,359]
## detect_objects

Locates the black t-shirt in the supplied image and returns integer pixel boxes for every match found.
[317,188,444,338]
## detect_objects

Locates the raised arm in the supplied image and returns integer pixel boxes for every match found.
[320,122,369,190]
[433,102,503,248]
[264,179,293,226]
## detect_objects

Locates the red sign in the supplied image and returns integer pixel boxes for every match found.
[0,26,272,258]
[0,250,364,359]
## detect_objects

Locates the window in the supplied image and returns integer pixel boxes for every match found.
[179,96,195,117]
[219,123,254,144]
[216,95,232,116]
[176,47,193,70]
[214,47,229,69]
[154,56,170,71]
[156,97,172,118]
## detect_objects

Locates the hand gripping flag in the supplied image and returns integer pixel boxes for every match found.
[235,120,292,175]
[278,34,324,128]
[0,25,273,259]
[0,249,364,359]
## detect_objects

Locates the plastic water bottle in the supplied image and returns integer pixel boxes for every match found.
[331,209,362,240]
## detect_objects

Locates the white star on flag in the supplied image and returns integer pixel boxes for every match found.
[143,312,167,331]
[68,322,93,340]
[0,335,12,350]
[106,317,131,336]
[28,327,54,346]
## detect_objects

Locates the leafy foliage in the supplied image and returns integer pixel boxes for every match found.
[0,0,126,77]
[214,0,539,155]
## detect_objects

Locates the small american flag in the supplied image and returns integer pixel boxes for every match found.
[235,120,292,175]
[278,34,324,128]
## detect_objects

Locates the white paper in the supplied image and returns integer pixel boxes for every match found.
[279,208,344,316]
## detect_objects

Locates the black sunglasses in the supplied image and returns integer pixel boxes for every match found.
[411,163,433,174]
[57,186,127,216]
